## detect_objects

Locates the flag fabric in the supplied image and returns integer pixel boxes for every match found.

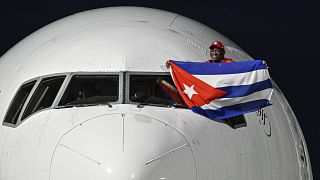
[169,60,273,120]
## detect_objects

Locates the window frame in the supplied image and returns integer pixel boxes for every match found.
[2,78,39,128]
[223,115,247,129]
[125,71,172,104]
[20,75,67,121]
[55,72,123,108]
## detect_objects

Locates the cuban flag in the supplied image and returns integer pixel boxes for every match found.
[169,60,273,120]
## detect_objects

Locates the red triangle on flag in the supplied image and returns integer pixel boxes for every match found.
[170,61,227,107]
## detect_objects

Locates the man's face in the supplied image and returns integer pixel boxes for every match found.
[210,47,225,61]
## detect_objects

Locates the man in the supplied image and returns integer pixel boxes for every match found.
[165,41,234,67]
[208,41,234,63]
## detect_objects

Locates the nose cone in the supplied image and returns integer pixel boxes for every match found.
[50,114,196,180]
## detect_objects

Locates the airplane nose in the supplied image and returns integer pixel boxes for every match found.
[50,114,196,180]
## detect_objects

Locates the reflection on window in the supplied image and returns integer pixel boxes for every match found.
[59,75,119,106]
[22,76,65,120]
[129,75,184,105]
[4,81,36,124]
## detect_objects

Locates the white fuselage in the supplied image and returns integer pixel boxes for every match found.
[0,7,312,180]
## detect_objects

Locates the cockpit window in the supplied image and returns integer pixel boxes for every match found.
[129,75,183,106]
[4,80,36,124]
[58,75,119,106]
[21,76,66,120]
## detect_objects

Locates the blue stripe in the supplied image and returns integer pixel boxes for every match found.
[191,99,271,120]
[218,79,272,98]
[172,60,267,75]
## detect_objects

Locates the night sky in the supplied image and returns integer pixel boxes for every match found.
[0,0,318,178]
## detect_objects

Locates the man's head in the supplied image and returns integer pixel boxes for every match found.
[209,41,225,61]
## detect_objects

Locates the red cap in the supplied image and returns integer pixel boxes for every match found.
[209,41,224,50]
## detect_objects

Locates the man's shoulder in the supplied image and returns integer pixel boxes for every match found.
[206,59,235,63]
[221,58,235,63]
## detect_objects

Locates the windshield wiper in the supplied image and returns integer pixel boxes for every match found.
[99,101,112,108]
[136,102,187,109]
[55,104,76,109]
[56,101,112,109]
[55,103,98,109]
[168,103,188,109]
[137,102,169,108]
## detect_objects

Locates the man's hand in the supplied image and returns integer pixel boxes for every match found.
[166,60,170,68]
[262,60,269,68]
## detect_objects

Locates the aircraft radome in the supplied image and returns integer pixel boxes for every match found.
[0,6,312,180]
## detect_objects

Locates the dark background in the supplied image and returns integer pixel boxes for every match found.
[0,0,318,178]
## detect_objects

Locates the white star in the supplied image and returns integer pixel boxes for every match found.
[183,84,198,99]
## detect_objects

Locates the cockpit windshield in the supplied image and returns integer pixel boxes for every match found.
[3,72,188,127]
[58,75,119,106]
[129,75,184,106]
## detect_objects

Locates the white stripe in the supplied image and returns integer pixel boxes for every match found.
[194,69,269,88]
[201,88,273,110]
